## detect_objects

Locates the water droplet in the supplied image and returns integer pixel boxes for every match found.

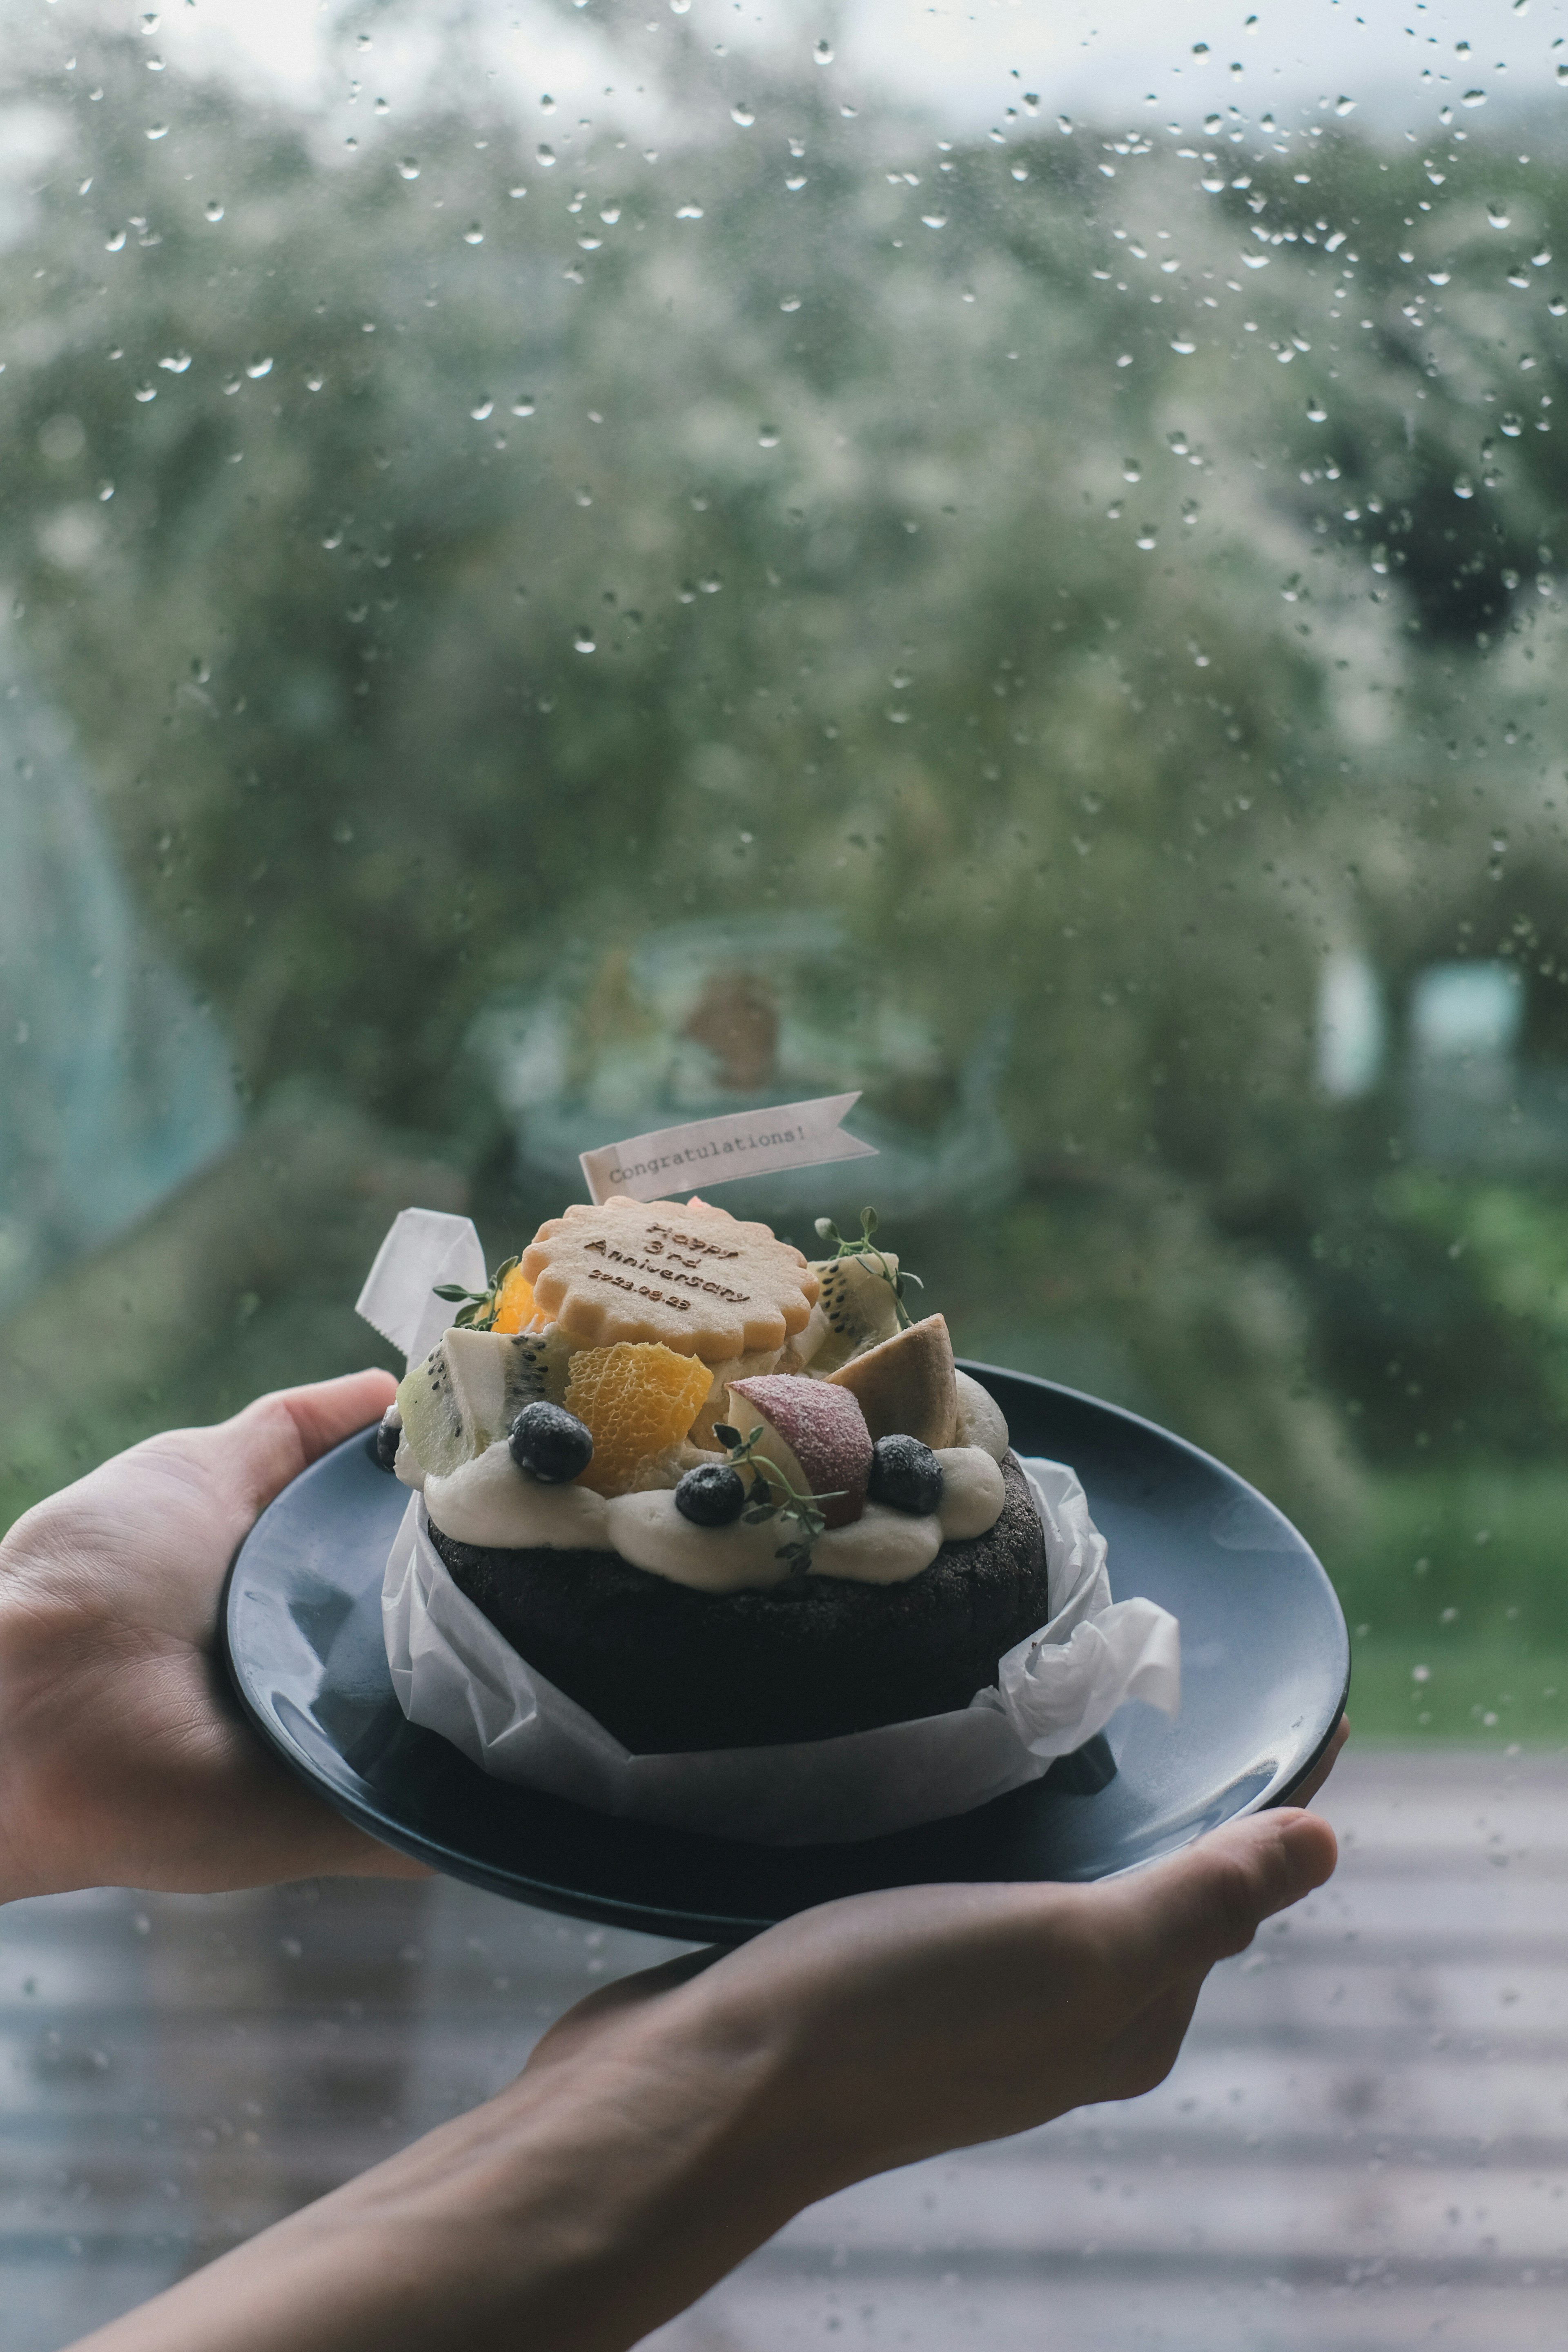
[578,235,601,250]
[373,97,389,116]
[758,424,780,447]
[1534,248,1552,267]
[814,37,834,63]
[1306,396,1327,422]
[245,355,274,379]
[537,144,556,166]
[463,223,484,244]
[700,573,722,593]
[1428,268,1451,286]
[133,381,157,402]
[157,351,191,374]
[575,629,597,652]
[1462,87,1487,107]
[1551,295,1568,316]
[145,122,168,141]
[1122,458,1141,482]
[731,102,755,126]
[97,479,114,501]
[1501,412,1523,436]
[1171,336,1196,355]
[1057,114,1073,134]
[1200,172,1226,194]
[470,398,494,421]
[1335,94,1356,115]
[105,228,126,252]
[397,156,420,180]
[676,202,704,218]
[921,212,947,229]
[140,11,159,29]
[356,29,372,46]
[511,395,536,416]
[1454,475,1474,499]
[670,0,691,12]
[1116,352,1133,368]
[599,204,620,224]
[203,199,224,223]
[1558,61,1568,83]
[575,486,593,507]
[305,372,325,392]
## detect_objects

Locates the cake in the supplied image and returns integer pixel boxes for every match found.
[379,1196,1050,1753]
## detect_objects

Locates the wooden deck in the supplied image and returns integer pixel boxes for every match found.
[2,1748,1565,2351]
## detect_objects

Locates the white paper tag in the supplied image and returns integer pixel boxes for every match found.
[578,1091,877,1206]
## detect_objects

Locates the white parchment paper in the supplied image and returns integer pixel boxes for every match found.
[381,1458,1180,1846]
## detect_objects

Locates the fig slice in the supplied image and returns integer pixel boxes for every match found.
[826,1312,958,1450]
[726,1373,872,1528]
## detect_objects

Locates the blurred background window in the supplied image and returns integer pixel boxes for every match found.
[3,3,1568,2345]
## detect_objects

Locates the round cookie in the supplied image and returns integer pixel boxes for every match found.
[521,1195,818,1362]
[430,1449,1050,1753]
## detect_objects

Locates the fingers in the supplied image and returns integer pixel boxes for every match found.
[226,1370,398,1516]
[1101,1804,1338,1994]
[1286,1714,1349,1813]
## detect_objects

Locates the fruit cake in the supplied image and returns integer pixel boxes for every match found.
[380,1198,1051,1753]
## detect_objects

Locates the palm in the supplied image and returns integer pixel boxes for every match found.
[0,1370,424,1901]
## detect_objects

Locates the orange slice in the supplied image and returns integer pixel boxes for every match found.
[491,1265,536,1334]
[565,1341,715,1497]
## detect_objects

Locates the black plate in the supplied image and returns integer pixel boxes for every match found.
[221,1366,1349,1943]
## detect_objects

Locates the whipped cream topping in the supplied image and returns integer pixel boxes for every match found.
[417,1437,1008,1593]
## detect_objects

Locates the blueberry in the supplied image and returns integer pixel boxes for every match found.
[867,1434,944,1515]
[372,1410,402,1472]
[509,1401,594,1483]
[675,1463,748,1527]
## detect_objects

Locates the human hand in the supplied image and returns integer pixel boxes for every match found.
[0,1370,426,1904]
[530,1724,1346,2197]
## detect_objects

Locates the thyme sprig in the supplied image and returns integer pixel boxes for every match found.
[712,1421,844,1575]
[812,1205,923,1330]
[432,1254,521,1332]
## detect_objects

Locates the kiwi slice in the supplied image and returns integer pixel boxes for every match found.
[396,1325,577,1480]
[805,1252,903,1379]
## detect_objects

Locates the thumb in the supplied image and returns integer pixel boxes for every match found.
[1101,1807,1338,1995]
[226,1369,398,1517]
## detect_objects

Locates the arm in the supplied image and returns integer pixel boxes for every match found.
[0,1369,425,1900]
[65,1787,1340,2352]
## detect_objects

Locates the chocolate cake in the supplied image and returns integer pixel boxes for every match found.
[430,1448,1049,1752]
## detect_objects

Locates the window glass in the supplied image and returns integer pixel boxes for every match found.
[3,2,1567,2341]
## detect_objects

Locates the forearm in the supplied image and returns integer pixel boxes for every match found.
[67,2005,814,2352]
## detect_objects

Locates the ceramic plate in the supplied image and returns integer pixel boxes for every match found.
[221,1366,1349,1943]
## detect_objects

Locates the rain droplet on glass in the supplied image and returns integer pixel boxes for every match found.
[245,355,273,379]
[575,629,597,652]
[758,425,780,447]
[511,396,536,416]
[780,294,801,311]
[814,38,834,63]
[463,223,484,243]
[203,199,224,222]
[538,144,556,166]
[921,212,947,229]
[158,351,191,373]
[1306,396,1327,422]
[470,398,494,421]
[731,102,755,126]
[398,157,420,179]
